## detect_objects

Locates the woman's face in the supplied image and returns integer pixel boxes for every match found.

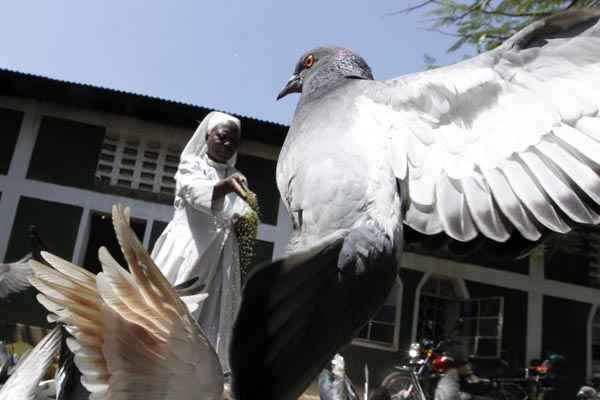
[206,122,240,163]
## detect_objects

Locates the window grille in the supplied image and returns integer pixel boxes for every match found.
[456,297,504,359]
[417,276,463,342]
[353,282,402,351]
[95,133,183,196]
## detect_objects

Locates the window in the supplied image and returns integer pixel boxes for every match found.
[236,154,279,226]
[416,276,503,358]
[354,280,402,350]
[545,226,600,288]
[255,239,274,265]
[457,297,504,358]
[0,107,24,175]
[95,132,183,196]
[149,220,168,252]
[591,309,600,376]
[417,276,463,342]
[5,196,83,262]
[83,211,147,274]
[28,116,105,189]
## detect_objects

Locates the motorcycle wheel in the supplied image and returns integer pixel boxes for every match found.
[381,369,427,400]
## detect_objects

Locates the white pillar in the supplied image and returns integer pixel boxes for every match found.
[72,208,91,264]
[7,110,41,180]
[142,218,154,250]
[526,247,544,363]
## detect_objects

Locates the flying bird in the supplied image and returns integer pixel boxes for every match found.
[0,225,54,299]
[29,205,224,400]
[0,253,33,299]
[0,326,62,400]
[231,8,600,400]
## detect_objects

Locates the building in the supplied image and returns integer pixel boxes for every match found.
[0,69,598,396]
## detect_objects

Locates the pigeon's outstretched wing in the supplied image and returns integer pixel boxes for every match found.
[0,253,33,298]
[30,204,222,400]
[0,326,62,400]
[231,232,396,400]
[366,9,600,242]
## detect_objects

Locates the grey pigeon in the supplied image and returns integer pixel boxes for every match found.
[319,354,358,400]
[231,9,600,400]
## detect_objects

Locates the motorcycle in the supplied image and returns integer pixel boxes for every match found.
[380,336,524,399]
[523,354,565,400]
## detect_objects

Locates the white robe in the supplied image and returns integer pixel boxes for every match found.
[151,154,250,374]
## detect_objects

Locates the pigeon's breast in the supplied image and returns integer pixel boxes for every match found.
[278,86,398,242]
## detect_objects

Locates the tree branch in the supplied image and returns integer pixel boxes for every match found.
[422,27,509,41]
[384,0,438,16]
[479,9,554,18]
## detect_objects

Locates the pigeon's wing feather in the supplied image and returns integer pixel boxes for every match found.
[231,232,396,400]
[366,9,600,242]
[0,326,62,400]
[30,205,223,400]
[0,253,33,298]
[231,234,345,400]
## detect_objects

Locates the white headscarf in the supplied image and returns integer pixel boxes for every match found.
[175,111,242,183]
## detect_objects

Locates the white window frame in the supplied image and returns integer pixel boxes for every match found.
[456,296,504,359]
[352,276,403,352]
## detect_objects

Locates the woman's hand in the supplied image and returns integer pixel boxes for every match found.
[213,173,248,199]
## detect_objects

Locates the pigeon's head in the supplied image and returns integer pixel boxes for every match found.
[277,46,373,100]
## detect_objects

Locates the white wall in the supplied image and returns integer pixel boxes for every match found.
[0,96,292,265]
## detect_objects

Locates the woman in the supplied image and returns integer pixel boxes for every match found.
[151,111,252,375]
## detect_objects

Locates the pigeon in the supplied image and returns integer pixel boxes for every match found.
[231,8,600,400]
[0,253,33,298]
[318,354,358,400]
[0,325,62,400]
[29,204,223,400]
[0,226,53,299]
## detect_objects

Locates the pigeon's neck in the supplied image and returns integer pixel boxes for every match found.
[300,60,373,105]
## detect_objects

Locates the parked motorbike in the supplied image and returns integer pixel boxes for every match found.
[523,354,566,400]
[380,335,523,400]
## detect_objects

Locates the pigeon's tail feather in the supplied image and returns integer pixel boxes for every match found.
[231,233,397,400]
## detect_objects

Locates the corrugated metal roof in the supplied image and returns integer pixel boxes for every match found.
[0,68,288,146]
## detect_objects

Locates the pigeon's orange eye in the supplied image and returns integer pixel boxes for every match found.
[304,54,315,68]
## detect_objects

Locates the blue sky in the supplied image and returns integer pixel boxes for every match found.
[0,1,464,125]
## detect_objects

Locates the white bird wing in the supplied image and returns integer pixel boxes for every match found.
[365,9,600,242]
[29,204,223,400]
[0,326,62,400]
[0,253,33,298]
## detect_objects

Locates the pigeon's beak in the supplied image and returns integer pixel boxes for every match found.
[276,74,302,100]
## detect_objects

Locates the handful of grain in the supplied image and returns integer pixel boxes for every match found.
[234,191,260,280]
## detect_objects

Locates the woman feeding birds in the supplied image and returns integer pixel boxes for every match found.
[151,111,257,375]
